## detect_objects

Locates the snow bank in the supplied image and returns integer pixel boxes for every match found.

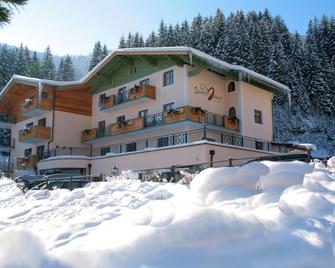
[328,156,335,168]
[0,162,334,268]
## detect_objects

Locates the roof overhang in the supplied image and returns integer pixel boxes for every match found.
[0,47,290,102]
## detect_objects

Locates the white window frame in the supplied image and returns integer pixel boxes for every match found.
[162,69,174,87]
[227,81,236,93]
[254,109,263,125]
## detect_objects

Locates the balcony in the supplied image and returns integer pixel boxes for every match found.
[110,117,145,135]
[19,126,51,143]
[82,106,240,144]
[21,97,53,117]
[223,116,240,131]
[0,114,15,128]
[100,85,156,112]
[81,128,97,142]
[17,155,38,169]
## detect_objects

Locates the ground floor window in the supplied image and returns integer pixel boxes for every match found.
[126,142,137,152]
[255,141,264,150]
[37,145,45,159]
[101,147,110,156]
[158,137,170,147]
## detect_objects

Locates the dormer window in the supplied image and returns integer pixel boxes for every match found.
[227,81,236,92]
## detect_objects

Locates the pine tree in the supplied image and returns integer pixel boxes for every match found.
[102,44,108,58]
[190,14,203,49]
[63,55,75,81]
[146,31,157,47]
[26,51,40,78]
[180,20,190,46]
[40,46,56,80]
[56,58,64,80]
[119,35,126,48]
[14,43,27,75]
[89,41,103,71]
[157,19,167,46]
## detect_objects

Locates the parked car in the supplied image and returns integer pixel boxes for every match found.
[15,175,46,193]
[16,173,92,192]
[30,173,92,191]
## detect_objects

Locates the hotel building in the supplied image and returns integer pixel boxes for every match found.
[0,47,291,176]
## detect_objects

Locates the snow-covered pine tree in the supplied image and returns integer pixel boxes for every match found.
[57,58,64,81]
[189,14,203,49]
[102,44,109,58]
[40,46,56,80]
[146,31,157,47]
[63,55,75,81]
[14,43,28,75]
[119,35,126,48]
[179,20,191,47]
[26,51,40,78]
[89,41,103,71]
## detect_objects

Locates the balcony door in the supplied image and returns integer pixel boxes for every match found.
[97,120,106,138]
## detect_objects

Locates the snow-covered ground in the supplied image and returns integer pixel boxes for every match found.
[0,161,334,268]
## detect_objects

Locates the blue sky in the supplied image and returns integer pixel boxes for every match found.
[1,0,334,55]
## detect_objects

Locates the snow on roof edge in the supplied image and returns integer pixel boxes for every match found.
[0,47,289,101]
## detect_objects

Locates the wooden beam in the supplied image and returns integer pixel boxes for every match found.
[140,55,157,66]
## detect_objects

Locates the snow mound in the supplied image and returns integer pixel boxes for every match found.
[328,156,335,168]
[190,162,268,204]
[0,162,334,268]
[258,161,313,190]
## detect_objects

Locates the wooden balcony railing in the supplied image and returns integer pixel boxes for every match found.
[82,106,240,143]
[81,128,97,142]
[100,95,115,110]
[101,85,156,111]
[21,97,53,116]
[19,126,51,143]
[110,117,145,135]
[128,85,156,100]
[17,155,39,169]
[224,116,240,131]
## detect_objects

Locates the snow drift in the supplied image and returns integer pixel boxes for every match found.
[0,161,334,268]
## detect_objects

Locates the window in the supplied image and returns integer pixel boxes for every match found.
[139,78,150,86]
[228,107,236,119]
[126,142,136,152]
[138,109,148,118]
[99,93,106,106]
[97,120,106,137]
[26,122,33,128]
[163,70,174,87]
[227,81,236,92]
[101,147,110,156]
[255,141,263,150]
[117,115,125,123]
[24,148,32,157]
[158,137,169,147]
[117,87,127,103]
[254,109,263,124]
[163,102,176,113]
[37,145,45,159]
[38,118,46,127]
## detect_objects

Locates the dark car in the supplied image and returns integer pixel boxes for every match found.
[30,173,91,191]
[15,175,47,192]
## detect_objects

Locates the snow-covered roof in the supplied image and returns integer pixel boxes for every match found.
[0,47,290,100]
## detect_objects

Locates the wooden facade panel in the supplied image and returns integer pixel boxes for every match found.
[54,87,92,116]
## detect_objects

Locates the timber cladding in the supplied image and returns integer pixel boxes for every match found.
[54,87,92,116]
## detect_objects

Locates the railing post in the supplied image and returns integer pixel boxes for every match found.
[185,132,188,143]
[146,139,148,148]
[70,147,73,155]
[241,137,244,147]
[228,157,233,167]
[172,135,175,145]
[119,144,122,153]
[221,132,223,143]
[202,123,207,140]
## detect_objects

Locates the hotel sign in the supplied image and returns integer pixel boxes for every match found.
[193,84,222,103]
